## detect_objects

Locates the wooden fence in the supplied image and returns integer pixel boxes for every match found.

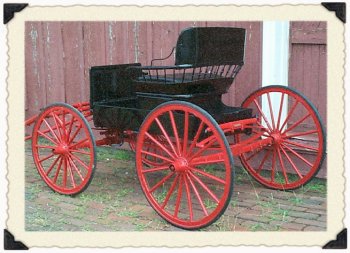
[25,21,262,119]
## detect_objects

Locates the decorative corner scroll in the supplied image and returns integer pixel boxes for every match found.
[3,3,28,24]
[322,228,347,249]
[321,2,346,23]
[4,229,29,250]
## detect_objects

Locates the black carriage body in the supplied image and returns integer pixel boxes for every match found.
[90,27,252,132]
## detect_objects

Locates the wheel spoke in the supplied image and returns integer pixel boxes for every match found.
[283,139,319,152]
[174,174,184,218]
[39,153,55,163]
[280,145,303,179]
[35,144,56,149]
[62,157,68,187]
[271,149,276,182]
[68,123,83,144]
[66,157,76,188]
[141,165,170,174]
[53,157,63,183]
[169,111,181,155]
[43,118,61,143]
[256,149,271,174]
[281,143,313,167]
[182,111,189,155]
[253,98,273,132]
[69,153,90,171]
[279,100,299,131]
[67,155,85,181]
[149,171,175,193]
[282,113,311,134]
[145,132,175,160]
[161,173,180,208]
[51,112,63,142]
[277,148,289,184]
[70,138,89,150]
[267,92,276,129]
[155,117,178,156]
[183,174,193,221]
[188,171,219,203]
[67,115,76,137]
[285,129,318,139]
[187,121,205,157]
[244,149,262,162]
[190,166,226,185]
[69,149,92,155]
[38,130,58,145]
[56,110,68,140]
[186,174,208,216]
[276,92,285,130]
[141,149,173,163]
[252,130,271,137]
[45,155,61,176]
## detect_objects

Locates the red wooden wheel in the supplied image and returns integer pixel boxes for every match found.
[236,85,326,190]
[136,101,234,230]
[31,103,96,195]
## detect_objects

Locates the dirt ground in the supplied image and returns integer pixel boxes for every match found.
[25,142,327,232]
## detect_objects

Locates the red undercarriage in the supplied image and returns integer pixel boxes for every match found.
[25,102,274,161]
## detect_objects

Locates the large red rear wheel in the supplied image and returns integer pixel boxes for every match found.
[136,101,234,230]
[31,103,96,195]
[236,86,326,190]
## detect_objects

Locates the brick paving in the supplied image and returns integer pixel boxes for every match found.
[25,143,327,232]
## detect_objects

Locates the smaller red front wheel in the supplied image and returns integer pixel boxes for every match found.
[236,85,326,190]
[136,101,234,230]
[31,103,96,195]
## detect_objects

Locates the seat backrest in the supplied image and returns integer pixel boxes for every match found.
[175,27,246,67]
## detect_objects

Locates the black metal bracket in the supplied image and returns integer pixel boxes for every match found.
[4,229,28,250]
[3,3,28,24]
[323,228,347,249]
[321,2,346,23]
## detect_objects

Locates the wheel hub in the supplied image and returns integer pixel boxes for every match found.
[271,132,283,146]
[53,143,69,155]
[170,157,189,172]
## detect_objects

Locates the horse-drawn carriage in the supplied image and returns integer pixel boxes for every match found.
[25,27,326,230]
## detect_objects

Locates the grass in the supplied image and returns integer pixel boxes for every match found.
[231,199,238,208]
[115,188,134,199]
[49,193,62,203]
[248,222,281,231]
[118,209,140,218]
[25,184,43,201]
[79,192,112,204]
[25,205,64,231]
[297,177,327,195]
[288,195,304,205]
[96,146,134,161]
[133,220,153,231]
[202,164,219,174]
[153,187,168,203]
[74,205,87,219]
[204,199,217,209]
[249,223,266,231]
